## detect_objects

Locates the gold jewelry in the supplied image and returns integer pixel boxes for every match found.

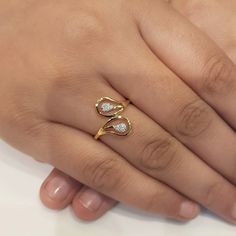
[94,115,132,140]
[94,97,132,140]
[95,97,130,117]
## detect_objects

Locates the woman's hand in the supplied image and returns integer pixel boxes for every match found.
[44,0,236,222]
[1,0,236,223]
[40,0,236,222]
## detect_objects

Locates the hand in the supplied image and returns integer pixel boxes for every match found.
[1,0,236,223]
[40,0,236,221]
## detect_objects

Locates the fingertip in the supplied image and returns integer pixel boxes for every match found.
[72,187,116,221]
[40,169,81,210]
[178,201,201,221]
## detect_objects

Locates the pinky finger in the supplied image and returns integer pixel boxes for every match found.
[72,186,117,221]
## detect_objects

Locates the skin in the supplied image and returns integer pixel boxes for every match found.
[1,0,236,223]
[40,0,236,222]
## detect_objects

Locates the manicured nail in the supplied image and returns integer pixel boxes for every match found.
[78,188,103,212]
[231,202,236,219]
[45,176,71,201]
[179,201,199,219]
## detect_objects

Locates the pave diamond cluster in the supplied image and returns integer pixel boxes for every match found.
[113,123,127,133]
[101,103,114,112]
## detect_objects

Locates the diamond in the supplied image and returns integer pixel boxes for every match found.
[101,103,114,112]
[113,123,127,133]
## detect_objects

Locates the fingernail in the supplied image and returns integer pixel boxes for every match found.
[179,201,199,219]
[231,202,236,219]
[45,176,71,201]
[79,188,103,212]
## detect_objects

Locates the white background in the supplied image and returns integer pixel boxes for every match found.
[0,140,235,236]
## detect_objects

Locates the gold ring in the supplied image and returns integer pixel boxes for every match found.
[94,97,132,140]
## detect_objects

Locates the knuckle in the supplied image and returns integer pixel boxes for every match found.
[53,76,95,97]
[181,0,206,19]
[204,182,223,208]
[85,158,124,192]
[143,188,166,212]
[22,119,49,138]
[140,137,178,174]
[176,99,212,137]
[5,105,45,138]
[63,10,106,46]
[202,54,234,95]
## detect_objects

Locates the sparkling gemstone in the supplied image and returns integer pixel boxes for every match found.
[113,123,127,133]
[101,103,114,112]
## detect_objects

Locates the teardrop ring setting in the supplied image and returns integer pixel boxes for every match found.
[94,97,132,140]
